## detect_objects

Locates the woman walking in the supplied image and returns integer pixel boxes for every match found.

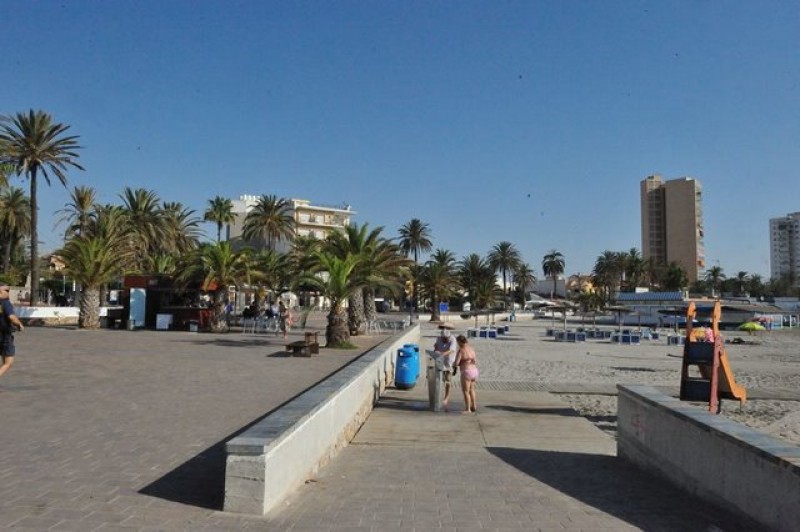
[453,334,479,413]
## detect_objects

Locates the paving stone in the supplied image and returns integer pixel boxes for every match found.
[0,321,379,531]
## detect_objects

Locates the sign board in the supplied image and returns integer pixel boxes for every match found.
[439,302,449,313]
[156,313,173,331]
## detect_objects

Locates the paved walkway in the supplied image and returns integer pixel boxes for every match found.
[1,322,765,531]
[0,323,383,531]
[266,381,765,531]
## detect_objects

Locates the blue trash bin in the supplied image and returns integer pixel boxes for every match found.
[404,343,420,380]
[403,343,420,356]
[395,345,419,389]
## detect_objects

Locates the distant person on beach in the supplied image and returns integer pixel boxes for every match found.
[224,300,234,328]
[279,301,293,340]
[433,325,458,410]
[0,284,24,379]
[453,334,479,413]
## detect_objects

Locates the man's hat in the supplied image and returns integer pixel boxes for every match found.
[0,284,9,291]
[437,322,455,330]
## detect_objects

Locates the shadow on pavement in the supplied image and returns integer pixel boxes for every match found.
[485,404,579,416]
[138,352,368,510]
[487,447,762,532]
[374,394,429,412]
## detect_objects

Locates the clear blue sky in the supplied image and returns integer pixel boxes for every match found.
[2,1,799,279]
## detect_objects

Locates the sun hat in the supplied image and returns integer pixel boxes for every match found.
[0,284,9,291]
[437,322,455,330]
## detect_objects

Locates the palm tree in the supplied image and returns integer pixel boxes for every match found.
[663,262,689,292]
[472,275,500,316]
[704,265,725,298]
[242,194,295,251]
[488,241,521,304]
[0,110,83,305]
[512,262,536,308]
[624,248,646,291]
[56,185,96,239]
[419,250,459,322]
[290,235,324,308]
[592,250,620,302]
[326,223,382,334]
[735,271,750,295]
[398,218,432,311]
[0,186,31,275]
[203,195,235,242]
[161,201,202,256]
[180,241,251,331]
[542,249,565,299]
[361,239,408,324]
[458,253,493,307]
[301,252,364,346]
[252,248,293,298]
[747,274,764,298]
[119,187,164,271]
[59,208,131,328]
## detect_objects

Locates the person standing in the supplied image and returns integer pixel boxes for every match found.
[279,301,293,340]
[0,285,24,379]
[433,324,458,410]
[453,334,479,413]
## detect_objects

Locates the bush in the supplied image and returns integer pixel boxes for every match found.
[327,341,358,349]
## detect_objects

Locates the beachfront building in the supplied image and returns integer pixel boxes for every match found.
[227,195,356,253]
[640,175,706,282]
[769,212,800,286]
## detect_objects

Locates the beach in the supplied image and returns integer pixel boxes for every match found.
[429,314,800,446]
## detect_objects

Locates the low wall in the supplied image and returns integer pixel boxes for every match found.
[618,385,800,532]
[224,325,421,515]
[15,306,125,326]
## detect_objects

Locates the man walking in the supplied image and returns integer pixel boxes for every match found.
[432,323,457,410]
[0,284,24,379]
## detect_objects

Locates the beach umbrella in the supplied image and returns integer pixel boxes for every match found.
[738,321,765,335]
[658,307,688,332]
[604,305,631,333]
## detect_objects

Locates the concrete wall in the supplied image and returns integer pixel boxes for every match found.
[618,385,800,531]
[224,325,420,515]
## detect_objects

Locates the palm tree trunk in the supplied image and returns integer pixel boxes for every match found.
[79,286,101,329]
[99,285,108,308]
[347,287,365,335]
[363,288,377,323]
[29,169,40,306]
[430,291,440,322]
[326,305,349,346]
[210,289,227,332]
[2,236,11,274]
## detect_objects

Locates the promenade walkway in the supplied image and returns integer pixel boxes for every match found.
[266,385,761,531]
[0,322,380,530]
[1,320,763,530]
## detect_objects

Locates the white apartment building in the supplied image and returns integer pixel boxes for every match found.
[770,212,800,284]
[227,195,355,253]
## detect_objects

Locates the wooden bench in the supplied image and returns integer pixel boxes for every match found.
[285,332,320,357]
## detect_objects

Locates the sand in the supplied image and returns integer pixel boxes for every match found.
[424,313,800,446]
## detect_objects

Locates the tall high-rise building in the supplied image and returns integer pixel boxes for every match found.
[769,212,800,284]
[640,175,705,281]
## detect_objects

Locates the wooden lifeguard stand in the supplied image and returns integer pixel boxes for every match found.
[679,301,747,413]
